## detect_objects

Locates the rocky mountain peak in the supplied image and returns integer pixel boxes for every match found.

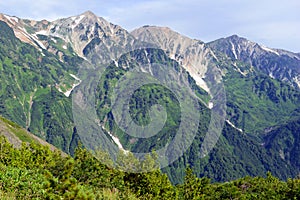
[0,11,136,62]
[132,25,204,55]
[132,26,217,94]
[208,35,300,89]
[0,13,20,26]
[38,11,133,58]
[0,13,51,50]
[226,34,250,42]
[81,10,97,18]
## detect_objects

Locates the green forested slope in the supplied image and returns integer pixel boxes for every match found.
[264,118,300,169]
[210,47,300,135]
[0,21,81,153]
[0,132,300,200]
[94,48,300,183]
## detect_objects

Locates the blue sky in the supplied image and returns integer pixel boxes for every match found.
[1,0,299,52]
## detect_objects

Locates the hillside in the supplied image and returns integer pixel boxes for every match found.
[0,11,299,185]
[0,115,59,150]
[0,19,81,154]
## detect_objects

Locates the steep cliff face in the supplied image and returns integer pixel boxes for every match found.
[131,26,215,93]
[208,35,300,89]
[0,11,136,63]
[47,11,137,61]
[2,12,299,91]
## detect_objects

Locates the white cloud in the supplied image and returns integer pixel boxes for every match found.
[1,0,299,51]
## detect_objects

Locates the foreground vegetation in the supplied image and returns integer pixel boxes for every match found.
[0,136,299,200]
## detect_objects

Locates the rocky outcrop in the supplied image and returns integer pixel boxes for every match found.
[208,35,300,89]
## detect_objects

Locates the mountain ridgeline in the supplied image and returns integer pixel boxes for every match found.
[0,11,299,184]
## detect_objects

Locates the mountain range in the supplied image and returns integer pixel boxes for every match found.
[0,11,299,183]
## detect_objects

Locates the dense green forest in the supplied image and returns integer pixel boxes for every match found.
[0,135,300,199]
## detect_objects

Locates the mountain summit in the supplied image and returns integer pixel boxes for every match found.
[208,35,300,88]
[132,25,213,93]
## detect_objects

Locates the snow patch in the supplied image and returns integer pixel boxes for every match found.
[113,60,119,67]
[71,15,85,29]
[140,67,148,73]
[190,73,210,93]
[57,87,63,93]
[49,25,55,30]
[53,25,60,32]
[32,35,46,49]
[60,74,82,97]
[63,90,72,97]
[230,42,238,59]
[293,76,300,88]
[233,62,247,76]
[14,27,34,44]
[260,45,280,56]
[236,68,247,76]
[269,72,275,79]
[20,27,27,33]
[169,53,176,60]
[144,49,154,75]
[4,15,18,23]
[26,32,47,50]
[208,101,214,109]
[279,150,285,160]
[108,132,129,153]
[76,15,85,24]
[102,126,129,154]
[226,120,243,132]
[16,26,46,50]
[35,30,48,35]
[70,74,81,81]
[51,38,57,43]
[210,50,219,62]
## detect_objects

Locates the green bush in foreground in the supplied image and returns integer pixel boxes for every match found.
[0,136,300,199]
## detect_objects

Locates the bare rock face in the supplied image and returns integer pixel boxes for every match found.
[0,11,136,64]
[45,11,137,63]
[208,35,300,89]
[131,26,219,93]
[1,11,299,91]
[0,13,50,50]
